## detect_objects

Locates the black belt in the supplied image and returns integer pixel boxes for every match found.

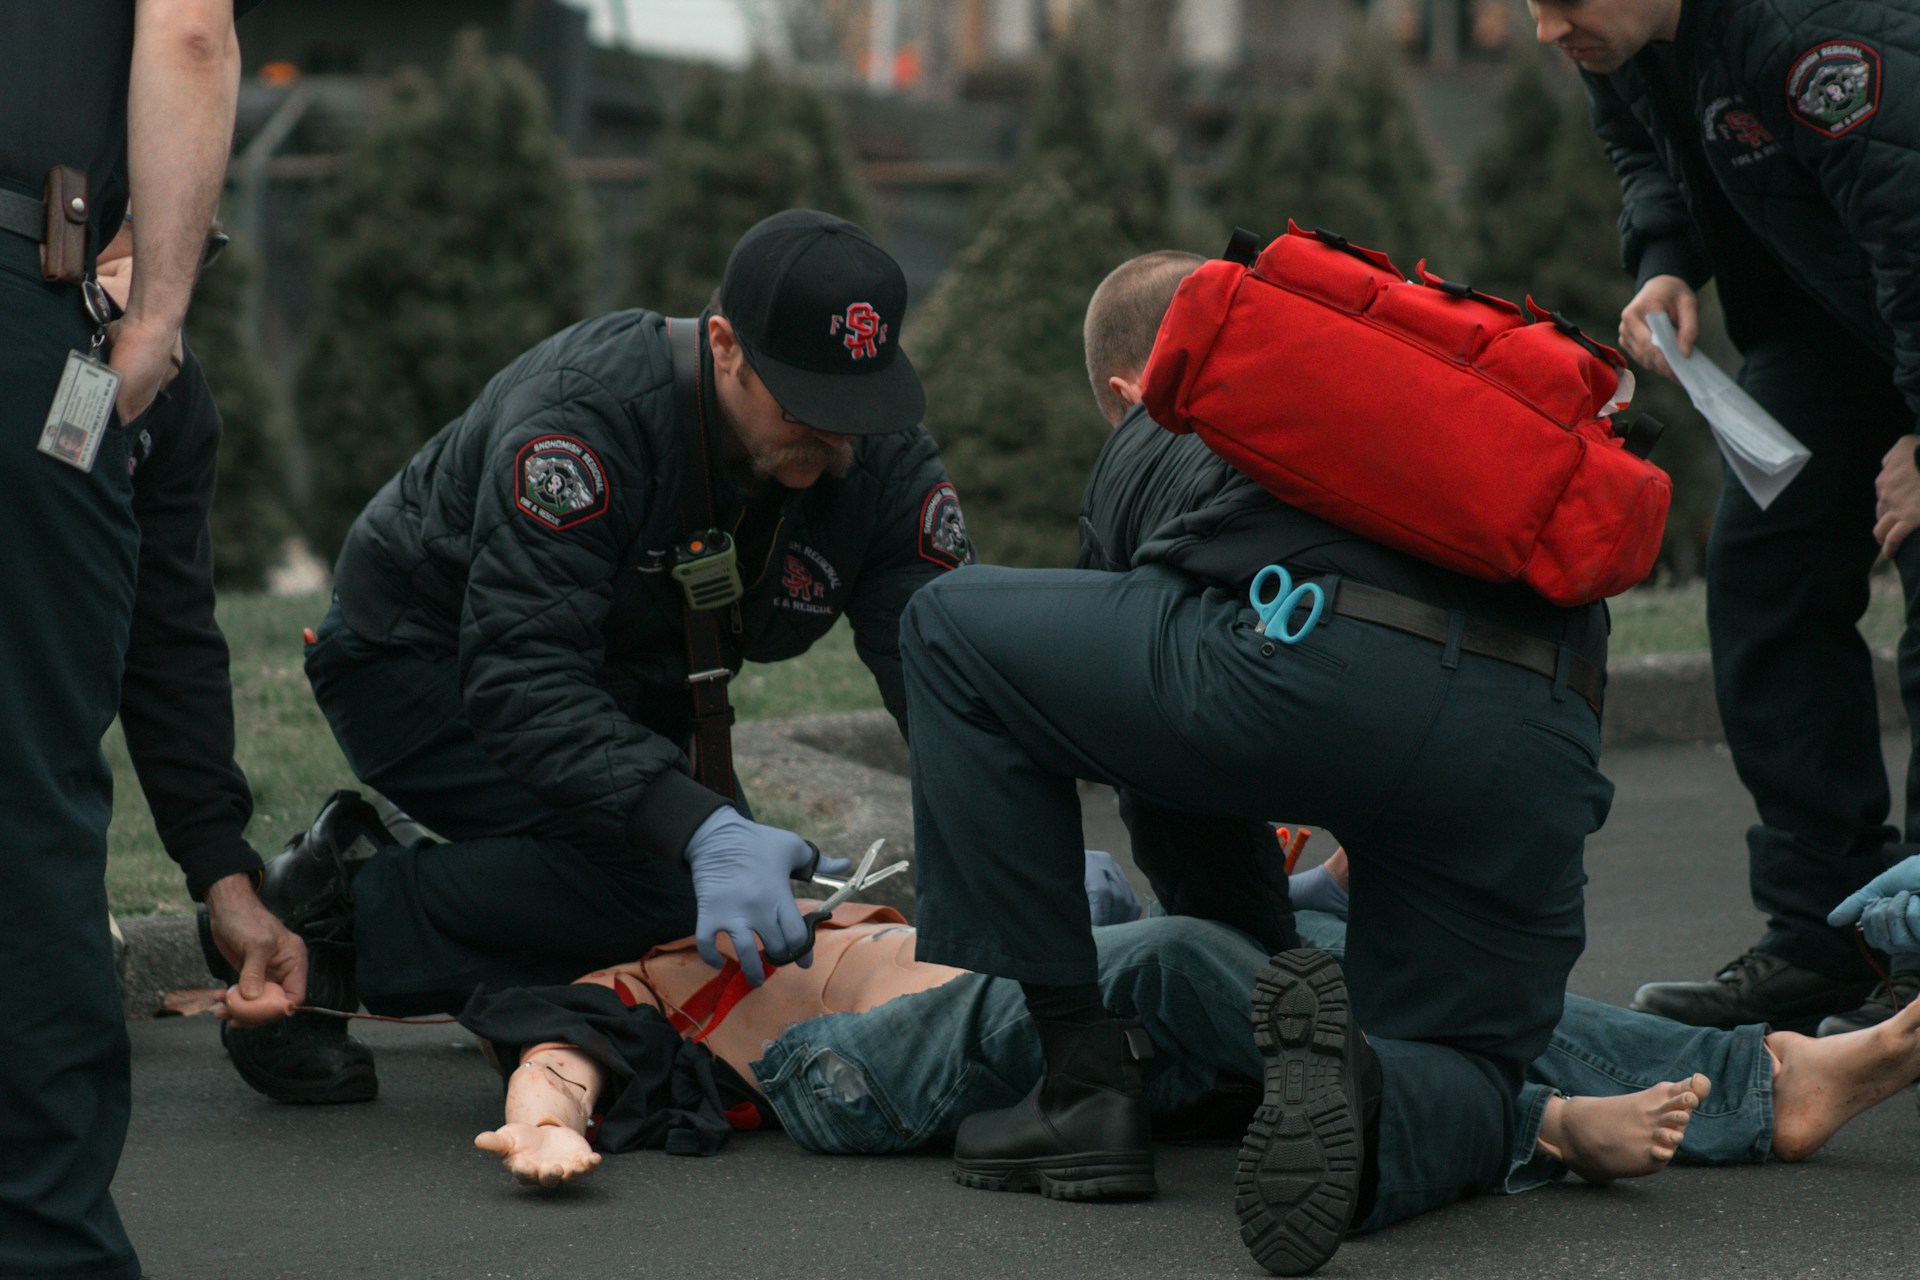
[1324,578,1606,707]
[0,187,46,242]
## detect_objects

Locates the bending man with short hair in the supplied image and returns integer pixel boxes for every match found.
[899,243,1617,1274]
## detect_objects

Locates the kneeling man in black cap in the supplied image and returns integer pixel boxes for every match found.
[210,209,972,1104]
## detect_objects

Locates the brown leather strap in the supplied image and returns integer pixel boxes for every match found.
[1326,579,1606,708]
[666,317,736,800]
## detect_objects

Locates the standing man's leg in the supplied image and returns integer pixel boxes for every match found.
[1848,528,1920,1029]
[1636,331,1911,1030]
[0,259,141,1277]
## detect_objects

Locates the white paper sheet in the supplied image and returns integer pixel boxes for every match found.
[1647,313,1810,509]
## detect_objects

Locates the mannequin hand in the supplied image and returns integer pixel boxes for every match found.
[475,1123,602,1187]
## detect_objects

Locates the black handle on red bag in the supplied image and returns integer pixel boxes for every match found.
[1223,226,1263,266]
[1613,413,1666,460]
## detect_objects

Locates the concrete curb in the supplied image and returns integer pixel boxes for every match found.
[120,648,1907,1016]
[1602,646,1903,744]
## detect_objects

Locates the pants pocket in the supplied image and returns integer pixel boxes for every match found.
[767,1046,918,1155]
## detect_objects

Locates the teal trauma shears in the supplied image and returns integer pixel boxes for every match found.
[1250,565,1326,644]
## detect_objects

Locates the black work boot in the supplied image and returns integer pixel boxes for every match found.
[1629,948,1875,1033]
[1236,949,1380,1277]
[220,942,376,1104]
[952,1016,1157,1201]
[1816,972,1920,1036]
[197,790,394,1105]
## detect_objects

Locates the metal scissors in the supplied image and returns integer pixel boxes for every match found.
[775,838,909,965]
[1249,564,1326,644]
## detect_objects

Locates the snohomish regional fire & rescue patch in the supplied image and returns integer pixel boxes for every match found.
[516,435,609,530]
[918,481,974,569]
[1786,40,1880,138]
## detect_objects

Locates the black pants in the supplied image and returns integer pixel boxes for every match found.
[1709,328,1920,979]
[0,236,141,1278]
[901,564,1614,1226]
[304,602,704,1015]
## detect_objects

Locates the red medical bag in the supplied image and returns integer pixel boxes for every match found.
[1141,224,1671,606]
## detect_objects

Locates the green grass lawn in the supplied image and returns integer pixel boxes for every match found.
[1606,571,1906,655]
[106,593,885,917]
[106,575,1909,917]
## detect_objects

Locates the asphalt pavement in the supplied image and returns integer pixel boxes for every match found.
[118,736,1920,1279]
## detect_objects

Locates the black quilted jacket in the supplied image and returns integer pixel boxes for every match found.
[1583,0,1920,413]
[333,310,966,860]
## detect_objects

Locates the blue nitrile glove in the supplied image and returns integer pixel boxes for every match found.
[1084,850,1143,926]
[1828,855,1920,957]
[1289,863,1350,918]
[684,808,851,986]
[1853,892,1920,955]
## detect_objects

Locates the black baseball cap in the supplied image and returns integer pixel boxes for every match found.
[718,209,924,436]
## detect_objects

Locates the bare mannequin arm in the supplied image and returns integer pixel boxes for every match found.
[115,0,240,422]
[474,1046,609,1187]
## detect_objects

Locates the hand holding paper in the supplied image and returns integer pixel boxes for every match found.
[1646,313,1810,510]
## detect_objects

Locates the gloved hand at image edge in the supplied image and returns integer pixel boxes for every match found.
[1084,849,1143,926]
[1828,855,1920,956]
[684,807,851,986]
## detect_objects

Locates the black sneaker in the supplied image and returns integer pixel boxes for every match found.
[1236,949,1379,1277]
[1629,948,1875,1034]
[1816,972,1920,1037]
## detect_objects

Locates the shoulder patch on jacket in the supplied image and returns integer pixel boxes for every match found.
[917,481,974,569]
[1787,40,1880,138]
[516,435,610,530]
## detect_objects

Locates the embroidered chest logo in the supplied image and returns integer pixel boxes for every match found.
[776,544,840,615]
[782,555,826,602]
[1787,41,1880,138]
[515,435,609,530]
[1703,97,1781,167]
[917,482,974,570]
[830,302,887,360]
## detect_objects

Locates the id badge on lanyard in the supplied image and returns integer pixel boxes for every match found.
[36,278,121,473]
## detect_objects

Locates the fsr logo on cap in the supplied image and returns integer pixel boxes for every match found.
[718,209,925,436]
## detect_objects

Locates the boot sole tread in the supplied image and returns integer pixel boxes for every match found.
[953,1155,1157,1202]
[1237,950,1363,1277]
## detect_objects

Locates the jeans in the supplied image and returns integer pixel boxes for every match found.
[756,916,1266,1156]
[759,915,1533,1231]
[757,912,1778,1224]
[1507,996,1773,1191]
[1301,912,1776,1192]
